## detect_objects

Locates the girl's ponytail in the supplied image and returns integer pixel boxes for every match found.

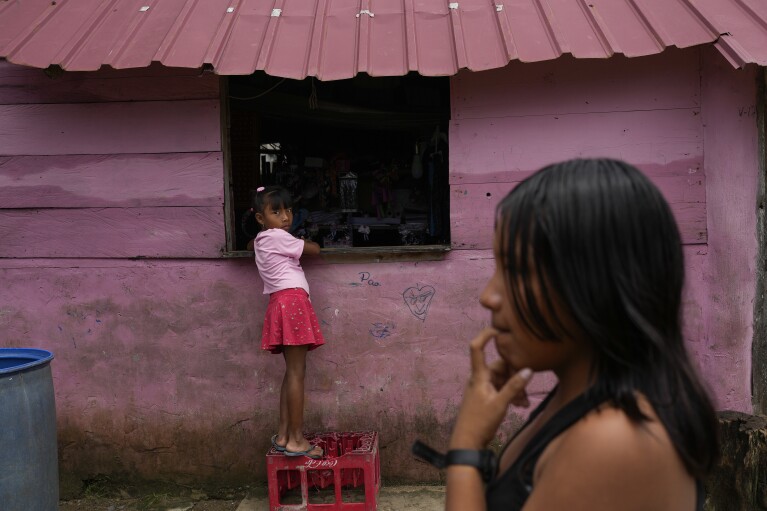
[241,207,258,239]
[241,186,265,239]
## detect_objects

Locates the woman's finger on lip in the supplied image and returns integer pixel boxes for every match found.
[469,327,500,374]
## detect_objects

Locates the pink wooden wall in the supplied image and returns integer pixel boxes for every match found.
[0,63,224,258]
[699,47,760,412]
[0,46,760,487]
[449,47,759,413]
[450,48,707,250]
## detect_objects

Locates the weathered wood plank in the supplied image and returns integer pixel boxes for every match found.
[450,108,702,182]
[452,159,705,184]
[0,153,224,208]
[0,100,221,156]
[451,48,700,120]
[0,207,225,258]
[449,169,705,204]
[0,69,219,104]
[450,182,707,249]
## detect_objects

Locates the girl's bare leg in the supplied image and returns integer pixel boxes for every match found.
[274,357,289,447]
[282,346,322,456]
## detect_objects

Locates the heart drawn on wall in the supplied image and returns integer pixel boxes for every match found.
[402,284,436,322]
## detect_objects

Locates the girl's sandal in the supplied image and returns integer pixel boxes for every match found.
[271,434,286,452]
[284,445,324,460]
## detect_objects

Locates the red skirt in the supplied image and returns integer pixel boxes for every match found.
[261,288,325,354]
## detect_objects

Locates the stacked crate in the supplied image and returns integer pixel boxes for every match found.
[266,431,380,511]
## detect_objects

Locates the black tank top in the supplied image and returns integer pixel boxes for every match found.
[485,388,704,511]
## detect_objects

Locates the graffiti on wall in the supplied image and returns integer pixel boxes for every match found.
[358,272,381,287]
[403,284,436,322]
[369,321,395,340]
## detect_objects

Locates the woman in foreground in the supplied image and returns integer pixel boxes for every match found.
[446,158,718,511]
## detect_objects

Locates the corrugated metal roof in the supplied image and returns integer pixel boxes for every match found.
[0,0,765,79]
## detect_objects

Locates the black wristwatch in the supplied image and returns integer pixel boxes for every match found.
[445,449,498,483]
[412,440,498,483]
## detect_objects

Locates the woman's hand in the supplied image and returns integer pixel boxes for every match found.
[487,358,530,408]
[449,327,533,450]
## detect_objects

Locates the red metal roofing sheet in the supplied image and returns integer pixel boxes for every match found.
[0,0,765,78]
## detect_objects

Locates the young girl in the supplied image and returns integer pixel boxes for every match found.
[244,185,325,459]
[442,159,718,510]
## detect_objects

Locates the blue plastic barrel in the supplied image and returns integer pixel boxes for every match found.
[0,348,58,511]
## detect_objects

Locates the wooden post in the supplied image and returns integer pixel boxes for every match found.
[754,67,767,415]
[705,412,767,511]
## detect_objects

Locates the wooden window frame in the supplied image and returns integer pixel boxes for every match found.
[220,76,452,262]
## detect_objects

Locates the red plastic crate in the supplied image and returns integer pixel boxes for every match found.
[266,431,380,511]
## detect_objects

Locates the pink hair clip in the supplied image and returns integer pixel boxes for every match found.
[256,186,265,192]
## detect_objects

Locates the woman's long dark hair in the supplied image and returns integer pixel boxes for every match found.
[241,185,294,238]
[497,158,718,478]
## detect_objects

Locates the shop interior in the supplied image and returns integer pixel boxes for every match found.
[227,72,450,251]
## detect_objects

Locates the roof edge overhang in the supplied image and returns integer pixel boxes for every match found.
[0,0,764,80]
[1,41,762,82]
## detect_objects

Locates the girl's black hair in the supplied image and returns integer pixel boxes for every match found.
[496,158,718,478]
[241,186,294,238]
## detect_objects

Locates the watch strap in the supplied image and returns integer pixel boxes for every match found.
[411,440,447,469]
[445,449,497,483]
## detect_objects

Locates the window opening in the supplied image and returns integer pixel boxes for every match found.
[226,73,450,252]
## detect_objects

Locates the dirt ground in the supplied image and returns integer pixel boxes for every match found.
[59,485,446,511]
[60,498,241,511]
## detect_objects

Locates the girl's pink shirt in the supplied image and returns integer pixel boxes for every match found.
[254,228,310,295]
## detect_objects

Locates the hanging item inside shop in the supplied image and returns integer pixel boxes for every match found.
[411,142,423,179]
[339,171,358,212]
